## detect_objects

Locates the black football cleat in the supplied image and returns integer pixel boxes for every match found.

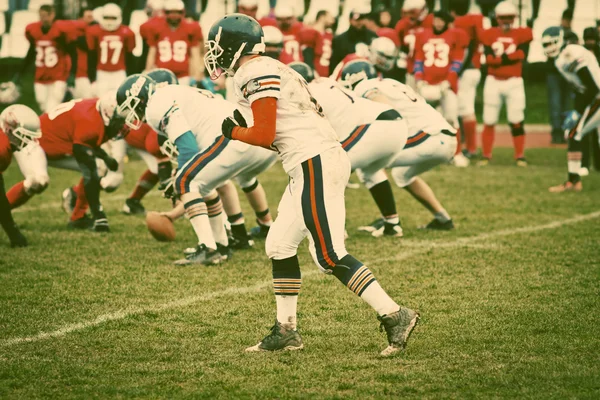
[245,321,304,352]
[358,218,384,233]
[228,234,255,250]
[174,244,222,266]
[217,243,233,261]
[378,307,420,357]
[67,215,93,230]
[419,219,455,231]
[122,198,146,215]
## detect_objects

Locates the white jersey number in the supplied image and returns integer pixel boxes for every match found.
[319,39,332,67]
[284,40,301,61]
[423,41,450,68]
[35,46,58,68]
[404,34,416,57]
[158,40,188,63]
[100,38,123,65]
[491,41,516,56]
[48,99,83,120]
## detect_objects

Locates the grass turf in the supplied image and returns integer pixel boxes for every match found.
[1,148,599,399]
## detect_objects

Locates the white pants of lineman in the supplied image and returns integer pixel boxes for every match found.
[72,77,93,99]
[175,137,277,197]
[421,84,459,129]
[390,131,457,187]
[458,69,481,117]
[342,120,408,189]
[95,70,127,97]
[266,146,351,271]
[483,76,525,125]
[34,81,67,113]
[12,142,50,194]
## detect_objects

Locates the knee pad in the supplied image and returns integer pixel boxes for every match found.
[510,122,525,137]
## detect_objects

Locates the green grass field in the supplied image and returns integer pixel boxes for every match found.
[1,148,599,399]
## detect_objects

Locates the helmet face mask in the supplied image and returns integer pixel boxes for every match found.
[205,14,266,80]
[164,0,184,25]
[100,3,122,31]
[116,74,156,130]
[369,37,398,72]
[0,105,41,151]
[340,60,378,89]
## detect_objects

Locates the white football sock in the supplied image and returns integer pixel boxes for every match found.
[189,214,217,250]
[360,281,399,316]
[276,295,298,330]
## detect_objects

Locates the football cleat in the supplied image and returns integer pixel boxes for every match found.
[451,153,470,167]
[477,158,490,166]
[358,218,384,233]
[548,181,583,193]
[122,198,146,215]
[245,320,304,352]
[372,221,404,238]
[378,307,420,357]
[419,218,455,230]
[61,187,77,214]
[228,234,255,250]
[67,215,93,230]
[174,244,222,266]
[249,220,270,239]
[217,243,233,261]
[516,158,528,167]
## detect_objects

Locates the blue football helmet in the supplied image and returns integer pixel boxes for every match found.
[339,59,378,89]
[288,61,315,83]
[116,74,156,130]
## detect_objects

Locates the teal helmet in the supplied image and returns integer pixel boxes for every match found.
[289,62,315,83]
[147,68,179,86]
[116,74,156,130]
[542,26,565,58]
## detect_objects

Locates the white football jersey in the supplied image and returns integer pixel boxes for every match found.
[308,77,393,139]
[145,85,251,152]
[555,44,600,94]
[233,56,340,173]
[354,78,455,136]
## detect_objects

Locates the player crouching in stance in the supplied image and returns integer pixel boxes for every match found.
[116,73,276,265]
[0,105,41,247]
[6,94,123,232]
[205,14,418,356]
[543,27,600,192]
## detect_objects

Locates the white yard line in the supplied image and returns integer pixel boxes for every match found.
[2,210,599,348]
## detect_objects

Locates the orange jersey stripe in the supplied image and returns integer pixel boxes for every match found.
[342,125,368,149]
[406,131,428,144]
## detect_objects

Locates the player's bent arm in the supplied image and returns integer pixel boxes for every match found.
[577,66,600,100]
[72,144,103,218]
[506,43,526,62]
[0,174,27,247]
[146,46,157,72]
[231,97,277,149]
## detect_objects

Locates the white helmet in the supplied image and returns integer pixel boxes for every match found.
[164,0,185,24]
[369,37,398,72]
[146,0,164,15]
[0,82,20,105]
[495,1,517,29]
[402,0,428,22]
[0,104,41,150]
[100,3,122,31]
[274,4,294,19]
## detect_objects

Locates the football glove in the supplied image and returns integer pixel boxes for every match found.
[221,109,248,139]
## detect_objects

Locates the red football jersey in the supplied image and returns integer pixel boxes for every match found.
[414,27,469,86]
[39,99,107,158]
[147,19,203,78]
[125,123,162,158]
[376,27,401,47]
[482,27,533,79]
[87,24,135,72]
[298,27,333,77]
[139,16,164,43]
[260,19,304,64]
[394,14,434,73]
[0,130,12,173]
[453,14,485,69]
[25,21,73,83]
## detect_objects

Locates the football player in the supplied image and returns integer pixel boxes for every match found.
[6,93,124,232]
[205,14,418,356]
[145,0,204,86]
[307,73,409,237]
[70,7,95,99]
[87,3,135,96]
[542,27,600,192]
[260,4,305,64]
[0,105,42,247]
[394,0,433,88]
[19,4,77,112]
[480,1,533,166]
[139,0,165,71]
[116,74,277,265]
[451,0,486,158]
[340,60,457,232]
[298,10,334,77]
[263,26,284,60]
[413,10,469,166]
[237,0,259,20]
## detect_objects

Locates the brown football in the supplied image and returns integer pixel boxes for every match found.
[146,211,176,242]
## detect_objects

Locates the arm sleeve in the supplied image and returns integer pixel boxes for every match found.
[0,174,19,237]
[577,66,600,99]
[231,97,277,150]
[72,143,102,217]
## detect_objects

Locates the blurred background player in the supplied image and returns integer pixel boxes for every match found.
[237,0,258,20]
[7,94,124,232]
[0,105,43,248]
[298,10,335,77]
[395,0,433,88]
[70,7,95,99]
[19,4,77,112]
[260,4,305,64]
[138,0,165,72]
[263,26,284,60]
[87,3,135,96]
[330,7,377,74]
[368,36,399,78]
[451,0,485,158]
[480,1,533,166]
[413,10,469,167]
[145,0,204,85]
